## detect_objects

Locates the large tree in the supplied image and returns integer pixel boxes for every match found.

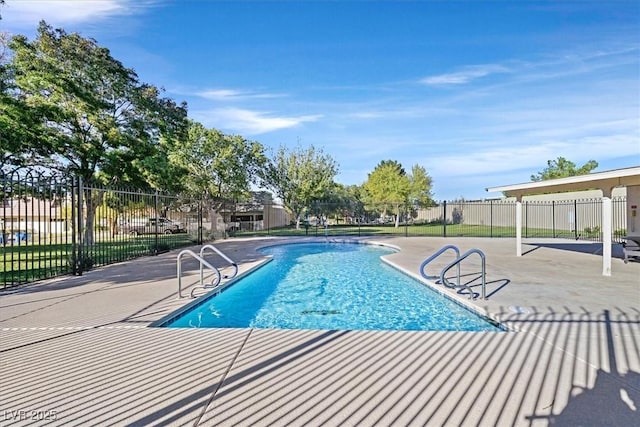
[363,160,410,227]
[531,157,598,181]
[1,27,53,167]
[5,22,188,244]
[408,164,434,207]
[263,145,338,228]
[169,121,267,223]
[316,183,359,225]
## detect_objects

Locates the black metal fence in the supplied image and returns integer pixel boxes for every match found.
[521,198,628,241]
[1,168,630,289]
[1,170,210,289]
[231,198,628,242]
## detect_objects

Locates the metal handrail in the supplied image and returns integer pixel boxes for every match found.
[176,249,221,298]
[439,248,487,300]
[419,244,461,285]
[199,244,238,284]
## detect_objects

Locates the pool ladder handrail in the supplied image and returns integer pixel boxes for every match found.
[419,244,461,285]
[439,248,487,300]
[176,249,222,299]
[199,244,238,285]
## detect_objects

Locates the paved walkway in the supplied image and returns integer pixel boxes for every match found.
[1,237,638,426]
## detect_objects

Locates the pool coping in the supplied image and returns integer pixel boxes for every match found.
[380,256,510,331]
[149,256,275,328]
[154,239,507,332]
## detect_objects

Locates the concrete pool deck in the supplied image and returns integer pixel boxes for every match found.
[1,236,638,426]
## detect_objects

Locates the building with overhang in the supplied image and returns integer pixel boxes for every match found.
[486,166,640,276]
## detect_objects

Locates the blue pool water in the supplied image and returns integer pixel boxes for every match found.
[164,242,502,332]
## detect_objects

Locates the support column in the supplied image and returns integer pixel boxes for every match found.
[516,201,522,257]
[602,197,612,276]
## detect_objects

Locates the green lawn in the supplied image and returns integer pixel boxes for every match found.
[1,243,73,285]
[1,233,198,288]
[236,223,522,238]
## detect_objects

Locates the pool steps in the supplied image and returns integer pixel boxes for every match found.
[420,245,487,300]
[199,244,238,282]
[176,245,238,298]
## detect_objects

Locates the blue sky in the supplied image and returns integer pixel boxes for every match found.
[2,0,639,200]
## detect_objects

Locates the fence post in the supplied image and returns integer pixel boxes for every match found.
[404,203,408,237]
[76,176,84,275]
[524,201,528,238]
[552,200,556,238]
[516,201,523,256]
[2,172,7,288]
[443,201,447,237]
[70,176,77,275]
[574,200,578,240]
[602,197,612,276]
[154,190,159,254]
[266,202,270,236]
[490,200,493,238]
[198,200,203,244]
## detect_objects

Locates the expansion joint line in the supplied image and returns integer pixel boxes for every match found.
[194,328,254,426]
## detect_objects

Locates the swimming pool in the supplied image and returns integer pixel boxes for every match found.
[162,242,502,332]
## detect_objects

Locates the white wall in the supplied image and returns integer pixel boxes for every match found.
[627,185,640,236]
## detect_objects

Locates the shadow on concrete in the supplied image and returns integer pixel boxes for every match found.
[127,329,349,426]
[121,307,638,425]
[2,304,639,425]
[449,272,511,300]
[524,241,626,259]
[526,309,640,425]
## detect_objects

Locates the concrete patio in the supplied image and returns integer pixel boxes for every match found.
[1,236,638,426]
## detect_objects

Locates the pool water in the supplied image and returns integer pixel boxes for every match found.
[164,242,502,332]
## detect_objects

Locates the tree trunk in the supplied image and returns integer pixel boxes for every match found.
[394,203,400,228]
[83,188,104,246]
[110,216,118,237]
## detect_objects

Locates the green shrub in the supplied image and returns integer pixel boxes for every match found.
[614,228,627,237]
[584,226,601,237]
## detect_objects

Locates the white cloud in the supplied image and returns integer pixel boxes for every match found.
[421,64,511,86]
[195,88,286,101]
[424,134,640,179]
[197,89,243,100]
[2,0,149,28]
[348,111,383,119]
[192,108,322,135]
[421,47,638,91]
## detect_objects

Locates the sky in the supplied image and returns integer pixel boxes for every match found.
[1,0,639,200]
